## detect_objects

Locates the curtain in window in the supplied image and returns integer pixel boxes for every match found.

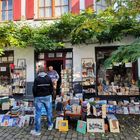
[1,0,13,21]
[8,0,13,20]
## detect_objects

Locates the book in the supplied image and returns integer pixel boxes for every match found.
[109,120,120,133]
[123,107,129,114]
[107,114,120,133]
[12,118,20,127]
[18,116,25,127]
[0,115,4,125]
[29,116,34,126]
[107,105,116,114]
[2,102,10,110]
[1,116,10,126]
[116,106,123,114]
[55,117,63,129]
[8,118,14,126]
[135,105,140,114]
[24,115,30,126]
[58,120,68,132]
[76,120,87,134]
[102,104,107,118]
[107,114,117,120]
[87,119,105,133]
[129,105,136,114]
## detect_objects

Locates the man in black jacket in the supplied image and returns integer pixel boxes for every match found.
[30,66,53,136]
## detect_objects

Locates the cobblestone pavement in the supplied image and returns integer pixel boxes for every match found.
[0,115,140,140]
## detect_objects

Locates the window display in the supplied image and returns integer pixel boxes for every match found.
[96,47,139,96]
[0,51,14,96]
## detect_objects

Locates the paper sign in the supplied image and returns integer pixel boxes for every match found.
[0,67,6,72]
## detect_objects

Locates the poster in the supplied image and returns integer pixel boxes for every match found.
[87,119,105,133]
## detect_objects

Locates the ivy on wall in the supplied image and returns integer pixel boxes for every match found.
[0,0,139,57]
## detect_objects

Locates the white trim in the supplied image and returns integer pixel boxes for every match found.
[80,0,85,12]
[21,0,26,19]
[34,0,38,19]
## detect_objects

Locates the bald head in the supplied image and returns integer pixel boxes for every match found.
[38,65,45,73]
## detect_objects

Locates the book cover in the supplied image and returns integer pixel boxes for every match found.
[0,115,5,125]
[107,105,116,114]
[24,115,30,126]
[123,107,129,114]
[107,114,117,120]
[87,119,105,133]
[1,115,10,126]
[96,105,102,117]
[8,118,14,126]
[58,120,68,132]
[55,117,63,129]
[102,104,107,118]
[2,102,10,110]
[116,106,123,114]
[12,118,20,127]
[109,120,120,133]
[18,116,25,127]
[76,120,87,134]
[135,105,140,114]
[29,116,34,126]
[129,105,136,114]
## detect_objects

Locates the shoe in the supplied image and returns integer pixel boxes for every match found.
[30,130,41,136]
[48,124,53,130]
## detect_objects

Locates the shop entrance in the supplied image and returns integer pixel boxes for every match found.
[46,60,64,95]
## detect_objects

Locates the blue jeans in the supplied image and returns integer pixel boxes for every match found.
[34,95,53,132]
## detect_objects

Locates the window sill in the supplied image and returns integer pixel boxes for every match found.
[34,17,61,21]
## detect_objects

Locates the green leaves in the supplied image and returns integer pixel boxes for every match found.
[0,1,140,54]
[104,38,140,67]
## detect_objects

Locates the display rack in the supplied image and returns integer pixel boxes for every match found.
[81,58,96,98]
[61,69,72,95]
[11,67,26,95]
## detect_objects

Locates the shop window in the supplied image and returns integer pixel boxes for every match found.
[56,52,63,57]
[48,53,55,58]
[66,52,72,58]
[96,47,139,96]
[38,53,44,59]
[0,51,14,87]
[95,0,107,13]
[1,0,13,21]
[38,0,69,18]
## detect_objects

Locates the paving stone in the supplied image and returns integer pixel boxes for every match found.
[83,137,89,140]
[78,136,83,139]
[109,138,115,140]
[58,138,65,140]
[41,136,48,140]
[60,133,66,137]
[48,135,54,140]
[66,134,72,139]
[34,138,41,140]
[53,138,59,140]
[72,133,77,138]
[72,138,78,140]
[28,137,35,140]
